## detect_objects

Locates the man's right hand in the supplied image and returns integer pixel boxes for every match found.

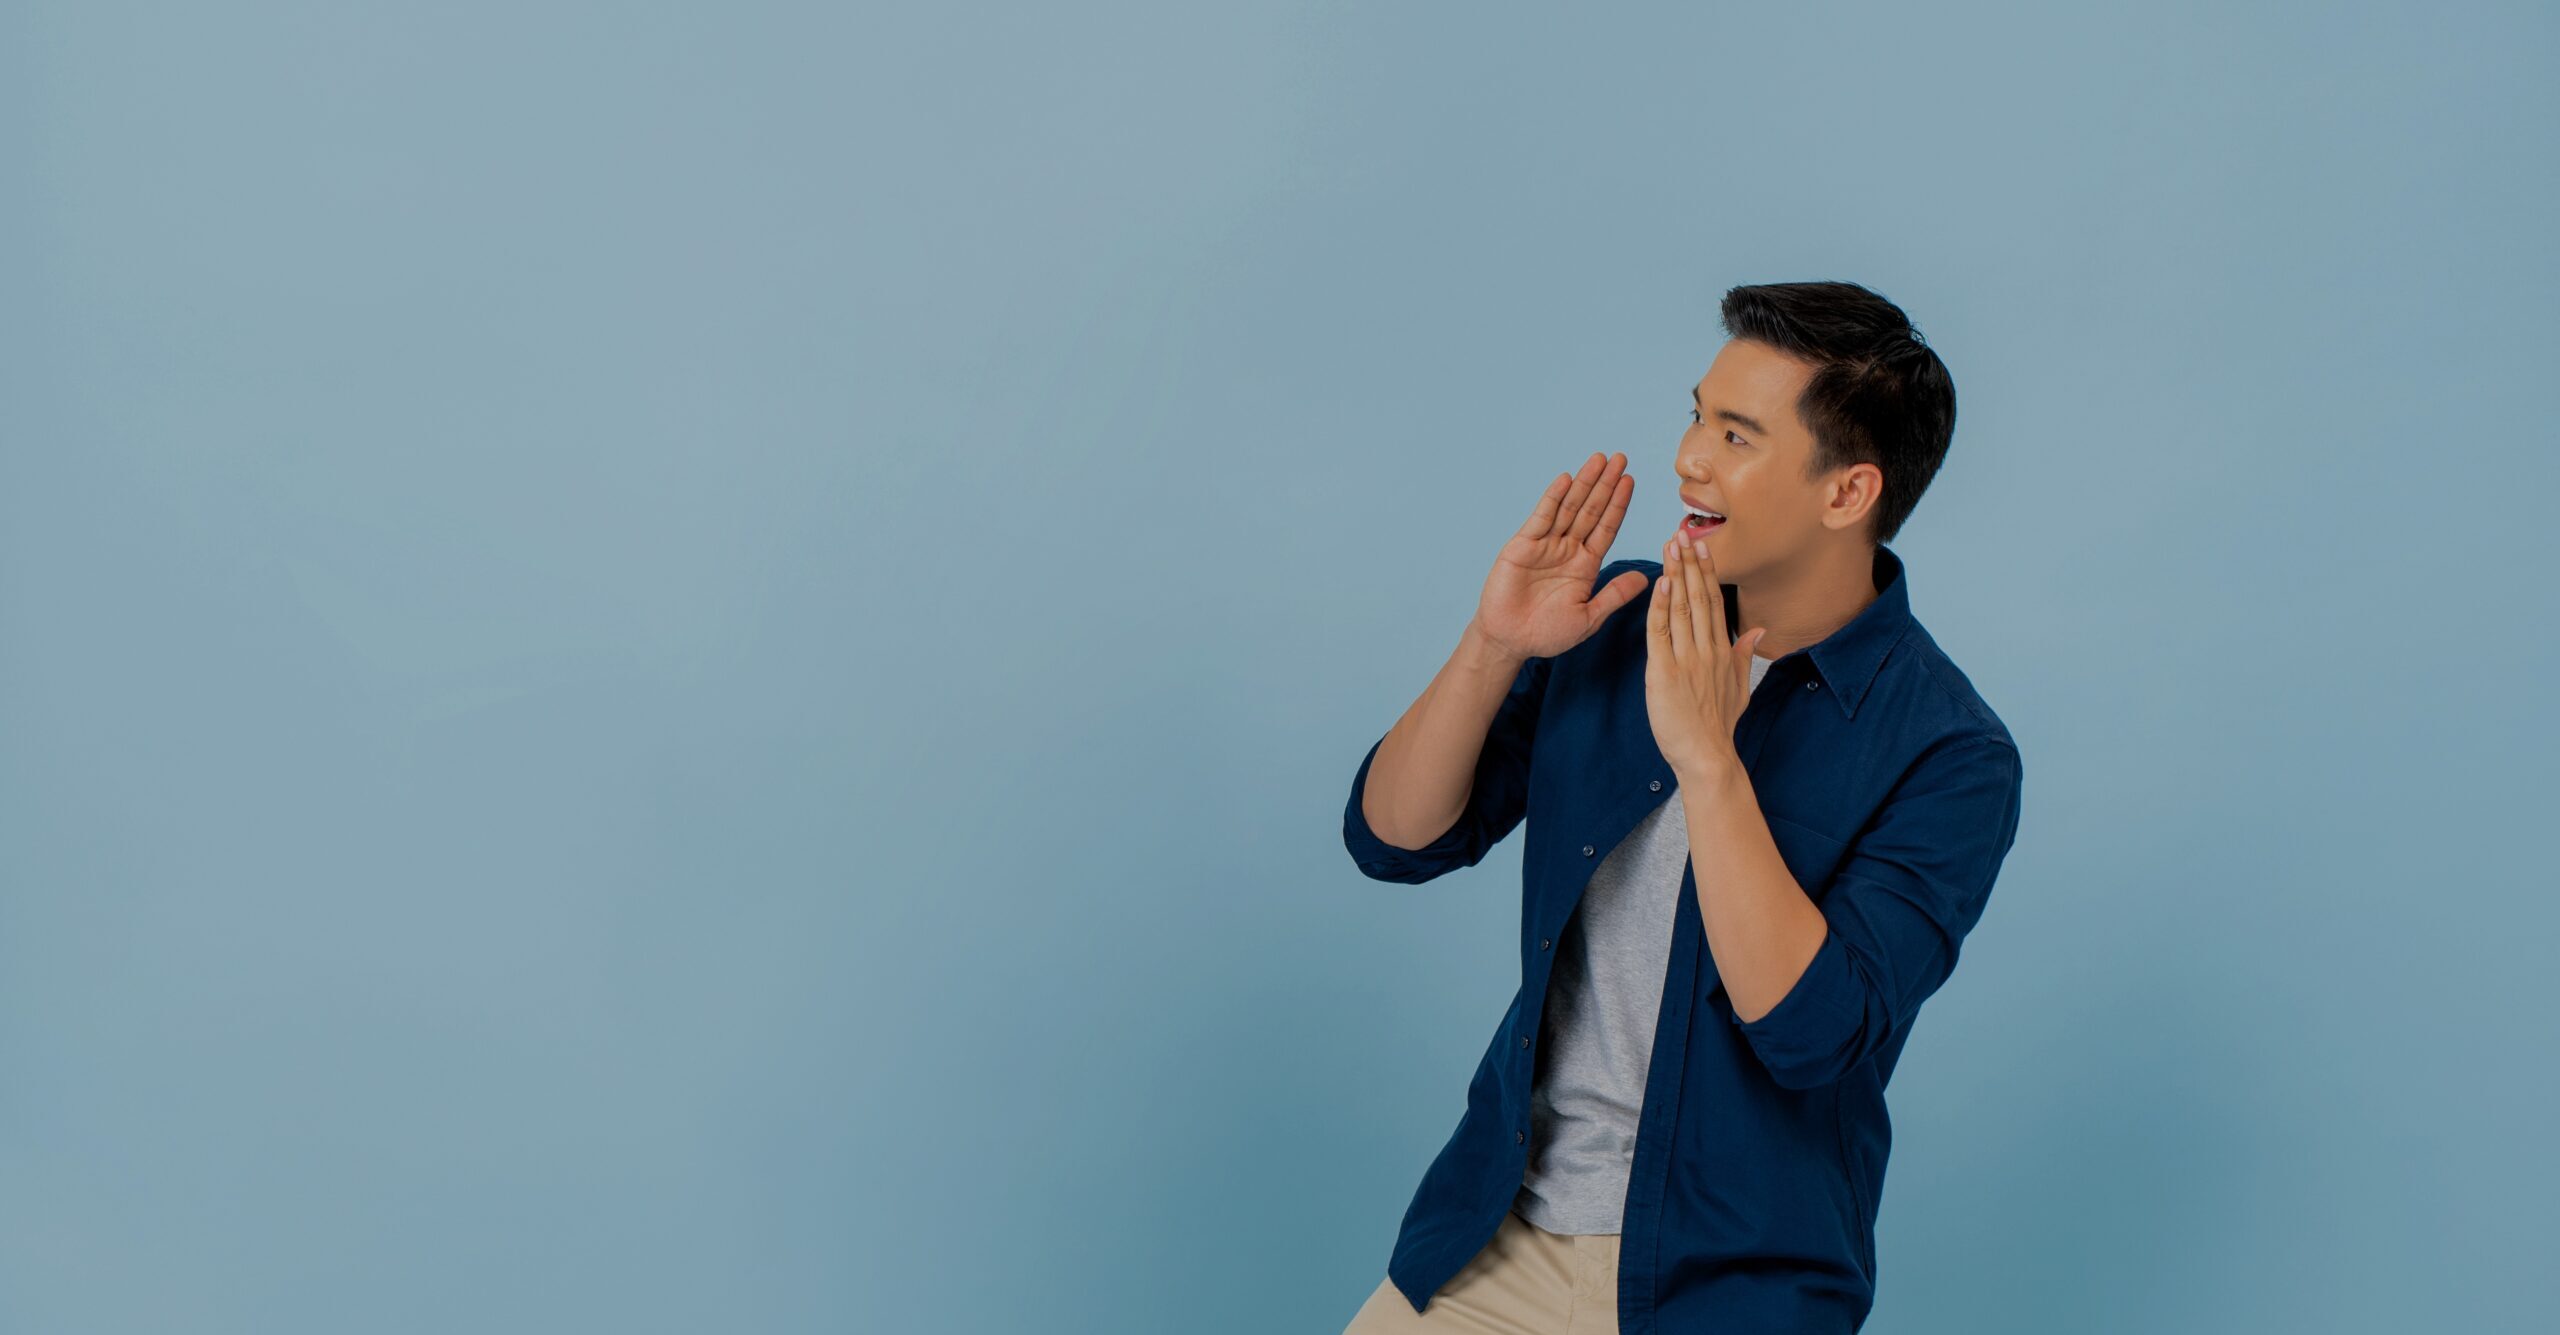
[1470,451,1655,662]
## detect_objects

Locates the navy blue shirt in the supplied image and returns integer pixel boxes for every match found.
[1343,544,2024,1334]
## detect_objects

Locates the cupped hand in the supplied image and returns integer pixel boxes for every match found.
[1472,452,1658,661]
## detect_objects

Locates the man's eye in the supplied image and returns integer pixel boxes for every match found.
[1689,411,1749,447]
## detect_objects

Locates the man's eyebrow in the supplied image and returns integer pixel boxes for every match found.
[1690,384,1771,436]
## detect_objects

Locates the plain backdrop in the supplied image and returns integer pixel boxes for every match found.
[4,2,2554,1333]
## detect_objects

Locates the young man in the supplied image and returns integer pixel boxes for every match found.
[1338,282,2025,1335]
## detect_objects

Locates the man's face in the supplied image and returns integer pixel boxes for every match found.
[1671,339,1846,581]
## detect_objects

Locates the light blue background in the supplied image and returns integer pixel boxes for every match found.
[5,3,2553,1332]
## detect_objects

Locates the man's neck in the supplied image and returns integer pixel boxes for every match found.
[1734,543,1881,661]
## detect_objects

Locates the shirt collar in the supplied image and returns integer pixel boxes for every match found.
[1788,543,1913,721]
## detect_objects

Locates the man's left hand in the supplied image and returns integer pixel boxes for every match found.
[1644,534,1768,780]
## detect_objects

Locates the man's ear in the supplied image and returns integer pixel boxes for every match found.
[1827,462,1885,533]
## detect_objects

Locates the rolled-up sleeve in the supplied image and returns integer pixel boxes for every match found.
[1732,734,2025,1089]
[1341,651,1551,883]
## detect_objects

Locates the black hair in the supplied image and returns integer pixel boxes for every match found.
[1717,281,1957,546]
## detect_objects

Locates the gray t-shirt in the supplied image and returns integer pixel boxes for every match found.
[1512,652,1776,1235]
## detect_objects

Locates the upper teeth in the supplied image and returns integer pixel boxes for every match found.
[1686,504,1725,520]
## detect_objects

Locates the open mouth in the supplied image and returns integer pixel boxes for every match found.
[1676,504,1727,540]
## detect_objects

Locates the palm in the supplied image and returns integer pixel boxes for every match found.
[1475,453,1655,661]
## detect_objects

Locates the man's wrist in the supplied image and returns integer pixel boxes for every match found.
[1456,617,1531,677]
[1676,748,1749,796]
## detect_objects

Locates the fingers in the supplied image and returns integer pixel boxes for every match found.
[1563,454,1628,548]
[1589,568,1649,629]
[1521,453,1634,551]
[1536,453,1607,541]
[1645,554,1668,645]
[1580,471,1633,557]
[1678,537,1721,649]
[1699,541,1732,650]
[1662,540,1693,661]
[1518,471,1573,540]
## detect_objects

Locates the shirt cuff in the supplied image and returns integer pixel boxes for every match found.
[1342,733,1473,881]
[1729,927,1862,1084]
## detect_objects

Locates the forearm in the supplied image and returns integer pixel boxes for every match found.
[1678,755,1828,1024]
[1362,619,1533,851]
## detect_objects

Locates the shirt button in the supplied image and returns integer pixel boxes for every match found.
[1804,679,1820,690]
[1582,845,1595,857]
[1516,1130,1526,1145]
[1540,938,1552,950]
[1520,1035,1531,1049]
[1649,780,1663,791]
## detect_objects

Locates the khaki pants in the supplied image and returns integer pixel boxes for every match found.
[1341,1207,1622,1335]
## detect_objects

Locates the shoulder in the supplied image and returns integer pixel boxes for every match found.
[1878,621,2020,770]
